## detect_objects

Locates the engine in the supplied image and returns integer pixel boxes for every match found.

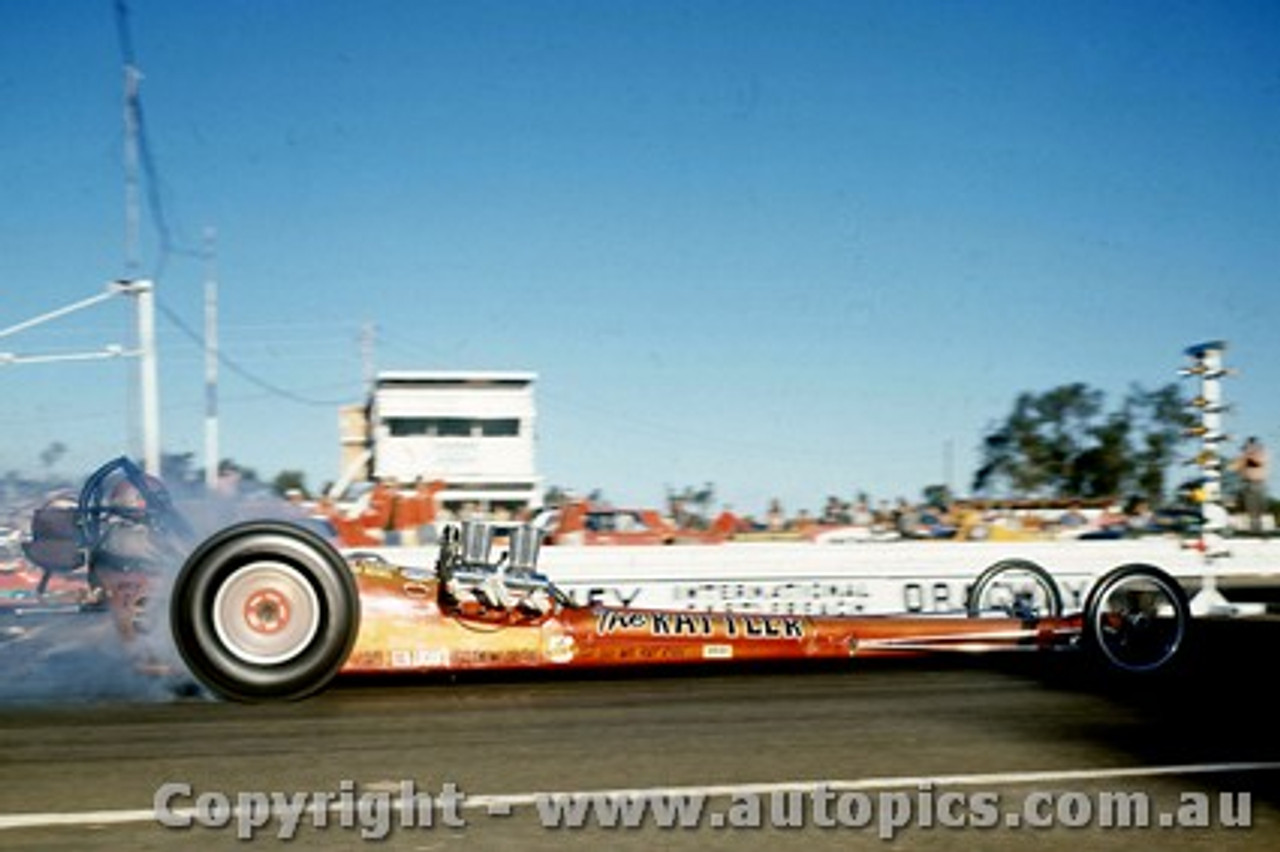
[436,521,554,615]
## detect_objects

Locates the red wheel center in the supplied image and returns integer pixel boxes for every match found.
[244,590,290,634]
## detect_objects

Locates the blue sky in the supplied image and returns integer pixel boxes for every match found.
[1,0,1277,514]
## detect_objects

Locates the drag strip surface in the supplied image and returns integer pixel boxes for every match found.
[0,620,1277,849]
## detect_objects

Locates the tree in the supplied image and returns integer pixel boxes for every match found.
[272,470,310,499]
[218,459,260,486]
[1070,409,1130,498]
[666,482,716,528]
[39,442,67,471]
[973,382,1191,505]
[1127,383,1195,504]
[973,383,1103,496]
[161,452,198,485]
[921,484,954,509]
[542,485,571,508]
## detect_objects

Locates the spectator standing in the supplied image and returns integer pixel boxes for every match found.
[766,499,785,533]
[1231,437,1270,534]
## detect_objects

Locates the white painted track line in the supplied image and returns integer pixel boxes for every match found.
[2,761,1278,831]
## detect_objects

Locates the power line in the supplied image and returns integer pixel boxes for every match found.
[113,0,202,278]
[112,0,358,411]
[155,297,356,407]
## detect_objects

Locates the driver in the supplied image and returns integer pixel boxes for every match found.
[95,477,167,573]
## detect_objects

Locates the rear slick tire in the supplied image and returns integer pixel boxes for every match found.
[171,521,359,701]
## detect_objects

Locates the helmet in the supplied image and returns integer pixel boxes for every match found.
[109,478,146,510]
[104,472,164,520]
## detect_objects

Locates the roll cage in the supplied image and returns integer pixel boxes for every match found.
[76,456,193,553]
[22,456,193,595]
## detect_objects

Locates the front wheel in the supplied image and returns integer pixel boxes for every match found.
[967,559,1063,619]
[1082,564,1189,675]
[170,521,360,701]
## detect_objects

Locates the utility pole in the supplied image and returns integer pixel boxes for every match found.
[134,280,160,475]
[943,438,955,497]
[121,53,160,475]
[1,3,161,474]
[123,63,142,277]
[360,322,377,392]
[204,227,219,489]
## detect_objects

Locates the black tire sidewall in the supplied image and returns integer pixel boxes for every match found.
[171,521,359,701]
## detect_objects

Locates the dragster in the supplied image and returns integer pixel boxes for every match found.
[6,458,1191,701]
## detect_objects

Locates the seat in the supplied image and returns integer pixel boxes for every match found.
[22,499,86,594]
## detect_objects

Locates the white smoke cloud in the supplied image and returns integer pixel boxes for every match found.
[0,477,325,705]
